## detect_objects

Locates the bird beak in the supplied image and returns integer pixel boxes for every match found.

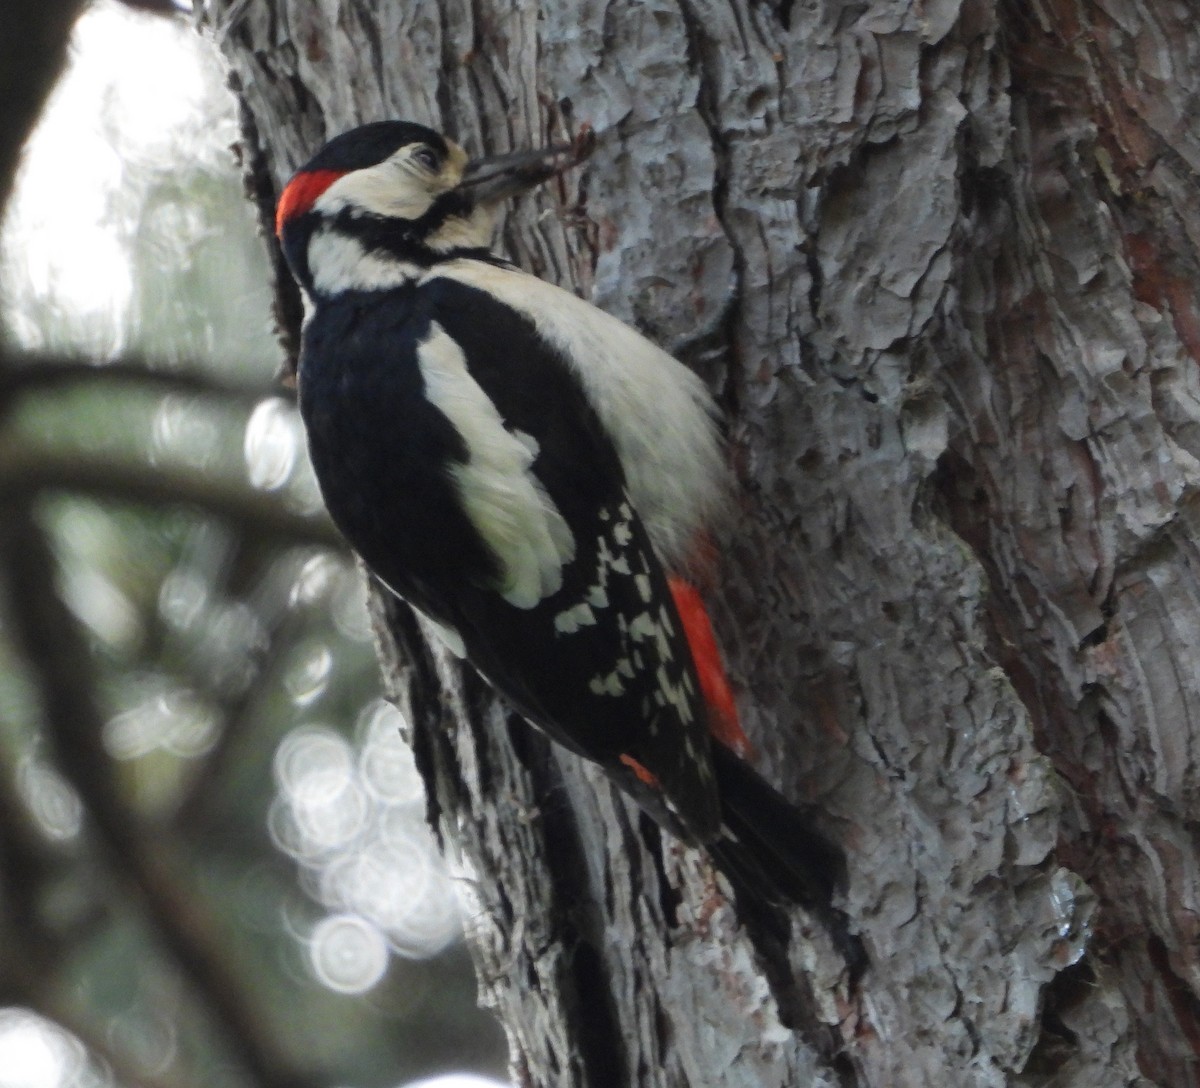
[460,126,596,205]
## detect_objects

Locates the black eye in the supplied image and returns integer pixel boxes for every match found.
[412,145,440,171]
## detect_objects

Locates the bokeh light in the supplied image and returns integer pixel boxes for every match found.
[309,913,390,994]
[400,1075,510,1088]
[0,0,504,1083]
[0,1012,96,1088]
[271,702,462,989]
[16,759,83,842]
[284,644,334,707]
[244,397,303,490]
[1,1,233,354]
[104,684,219,760]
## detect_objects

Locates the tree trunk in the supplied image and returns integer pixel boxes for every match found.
[206,0,1199,1083]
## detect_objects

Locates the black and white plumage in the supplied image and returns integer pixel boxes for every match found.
[276,121,855,959]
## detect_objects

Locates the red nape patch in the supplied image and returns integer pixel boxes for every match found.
[668,577,753,758]
[620,754,661,789]
[275,169,346,236]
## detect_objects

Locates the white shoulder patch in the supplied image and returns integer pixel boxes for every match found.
[427,261,727,570]
[416,323,576,608]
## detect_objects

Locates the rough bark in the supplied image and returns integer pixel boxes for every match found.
[206,0,1200,1084]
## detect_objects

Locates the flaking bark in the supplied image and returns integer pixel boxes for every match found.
[207,0,1200,1083]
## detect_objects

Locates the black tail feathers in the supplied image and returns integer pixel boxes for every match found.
[707,743,866,980]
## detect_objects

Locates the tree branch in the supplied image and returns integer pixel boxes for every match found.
[0,763,72,987]
[0,499,324,1088]
[0,755,200,1088]
[0,352,277,412]
[0,447,341,547]
[169,597,307,831]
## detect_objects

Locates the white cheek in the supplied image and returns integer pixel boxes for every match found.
[315,162,436,221]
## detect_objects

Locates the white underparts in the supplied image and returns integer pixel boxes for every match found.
[416,323,576,608]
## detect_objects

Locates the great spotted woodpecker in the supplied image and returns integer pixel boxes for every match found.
[276,121,854,958]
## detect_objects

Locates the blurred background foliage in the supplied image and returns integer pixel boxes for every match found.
[0,3,506,1087]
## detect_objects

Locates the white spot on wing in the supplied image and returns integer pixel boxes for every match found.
[578,495,706,735]
[628,612,658,642]
[417,323,575,607]
[554,602,596,633]
[656,665,693,723]
[588,670,625,696]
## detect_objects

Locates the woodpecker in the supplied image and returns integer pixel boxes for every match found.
[276,120,855,960]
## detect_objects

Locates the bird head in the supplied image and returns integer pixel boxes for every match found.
[275,120,594,297]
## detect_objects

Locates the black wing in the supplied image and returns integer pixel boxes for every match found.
[300,274,720,840]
